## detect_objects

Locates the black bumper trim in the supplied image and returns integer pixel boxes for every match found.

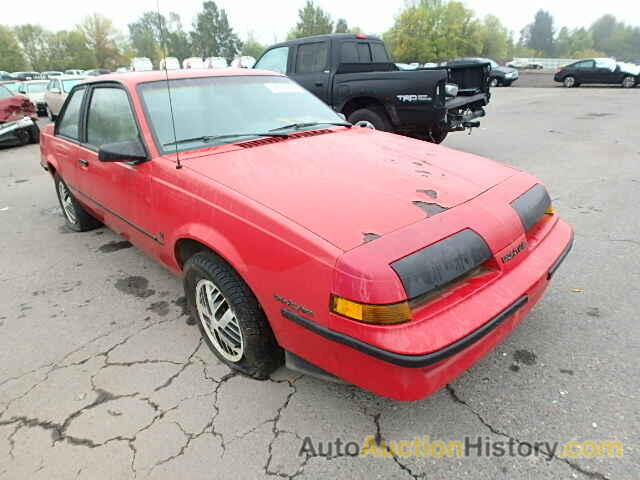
[548,232,574,279]
[282,295,528,368]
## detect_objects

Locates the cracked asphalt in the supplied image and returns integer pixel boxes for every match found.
[1,87,638,479]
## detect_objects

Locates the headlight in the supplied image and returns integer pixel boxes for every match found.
[445,83,459,97]
[511,184,552,232]
[330,295,412,325]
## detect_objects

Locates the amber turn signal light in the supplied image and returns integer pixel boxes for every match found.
[330,295,412,325]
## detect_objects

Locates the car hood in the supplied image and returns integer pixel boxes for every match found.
[182,128,518,251]
[0,96,35,123]
[494,66,517,74]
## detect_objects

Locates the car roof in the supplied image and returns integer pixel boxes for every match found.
[269,33,381,48]
[81,68,284,88]
[56,75,87,80]
[23,79,48,83]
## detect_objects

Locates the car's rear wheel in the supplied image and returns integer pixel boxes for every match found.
[563,76,577,88]
[347,107,391,131]
[622,76,636,88]
[54,173,102,232]
[184,251,283,379]
[28,122,39,144]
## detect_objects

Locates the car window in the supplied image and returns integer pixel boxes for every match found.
[27,83,47,93]
[86,87,139,149]
[57,88,85,140]
[0,86,12,99]
[295,42,328,73]
[254,47,289,74]
[62,79,83,93]
[370,43,389,62]
[340,42,371,63]
[573,60,595,69]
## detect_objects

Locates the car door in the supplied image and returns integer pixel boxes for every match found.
[290,41,331,103]
[572,60,596,83]
[75,84,158,252]
[52,86,88,190]
[50,79,65,114]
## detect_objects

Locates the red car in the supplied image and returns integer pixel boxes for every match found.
[0,83,39,146]
[40,70,573,401]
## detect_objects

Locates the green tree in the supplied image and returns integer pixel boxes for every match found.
[288,0,334,39]
[13,24,49,70]
[526,10,555,56]
[479,15,509,60]
[79,14,122,69]
[334,18,348,34]
[241,33,265,59]
[166,13,192,62]
[191,1,240,63]
[384,0,482,63]
[590,14,617,53]
[554,27,572,57]
[0,25,27,71]
[46,30,95,70]
[128,12,164,66]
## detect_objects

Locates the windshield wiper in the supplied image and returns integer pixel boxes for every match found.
[163,132,290,147]
[269,121,352,132]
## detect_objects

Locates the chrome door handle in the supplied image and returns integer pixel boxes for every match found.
[79,159,89,167]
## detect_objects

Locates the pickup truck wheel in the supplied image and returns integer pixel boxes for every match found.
[622,76,636,88]
[54,173,102,231]
[563,76,577,88]
[348,107,391,132]
[184,252,283,379]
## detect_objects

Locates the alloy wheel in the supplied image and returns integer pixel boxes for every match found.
[354,120,376,129]
[58,181,77,224]
[195,279,244,362]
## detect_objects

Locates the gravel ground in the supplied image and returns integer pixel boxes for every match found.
[1,87,638,479]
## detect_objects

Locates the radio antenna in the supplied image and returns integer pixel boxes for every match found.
[156,0,182,169]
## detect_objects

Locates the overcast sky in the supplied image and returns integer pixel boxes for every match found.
[3,1,638,44]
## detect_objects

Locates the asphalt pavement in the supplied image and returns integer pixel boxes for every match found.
[0,86,638,479]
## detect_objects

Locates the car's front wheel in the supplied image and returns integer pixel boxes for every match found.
[622,76,636,88]
[54,173,102,231]
[184,251,283,378]
[489,78,500,87]
[563,76,577,88]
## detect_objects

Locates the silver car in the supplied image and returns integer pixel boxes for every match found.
[43,76,86,120]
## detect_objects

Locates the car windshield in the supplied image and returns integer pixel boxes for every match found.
[62,79,84,92]
[139,75,345,153]
[4,83,20,92]
[27,83,47,93]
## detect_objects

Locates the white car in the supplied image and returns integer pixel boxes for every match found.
[183,57,206,69]
[206,57,228,69]
[65,69,84,76]
[18,80,49,116]
[160,57,181,70]
[43,76,86,120]
[131,57,154,72]
[231,56,256,69]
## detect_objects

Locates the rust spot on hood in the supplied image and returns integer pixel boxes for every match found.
[362,232,382,243]
[417,189,438,199]
[412,201,447,217]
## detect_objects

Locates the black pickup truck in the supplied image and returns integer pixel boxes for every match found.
[254,33,491,143]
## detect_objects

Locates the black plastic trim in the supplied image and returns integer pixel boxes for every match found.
[511,184,551,232]
[282,295,528,368]
[390,229,492,299]
[548,232,574,279]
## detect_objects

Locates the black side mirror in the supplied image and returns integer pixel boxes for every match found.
[98,139,148,163]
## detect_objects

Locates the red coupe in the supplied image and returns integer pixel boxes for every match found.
[40,70,573,401]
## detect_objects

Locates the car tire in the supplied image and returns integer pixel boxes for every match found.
[54,173,102,232]
[29,122,40,144]
[563,76,577,88]
[489,77,500,87]
[46,106,57,122]
[184,251,283,379]
[621,76,636,88]
[347,107,391,131]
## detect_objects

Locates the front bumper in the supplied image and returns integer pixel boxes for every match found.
[0,116,35,144]
[282,218,573,401]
